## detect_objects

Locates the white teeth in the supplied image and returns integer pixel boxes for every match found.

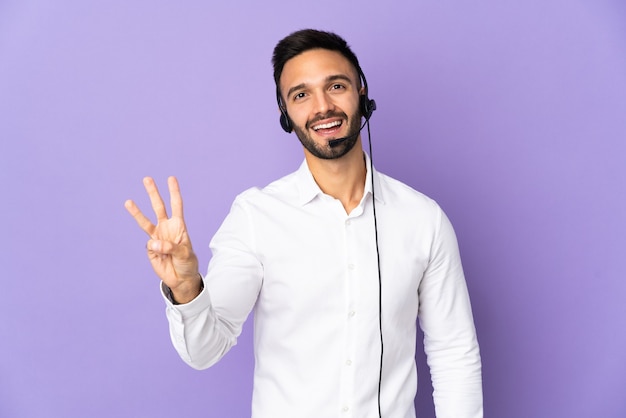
[313,120,341,130]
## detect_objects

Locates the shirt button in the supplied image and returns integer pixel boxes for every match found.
[348,263,355,270]
[342,406,349,412]
[346,359,352,366]
[345,220,351,226]
[348,310,356,317]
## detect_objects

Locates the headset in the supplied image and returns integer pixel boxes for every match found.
[276,63,384,417]
[276,65,377,132]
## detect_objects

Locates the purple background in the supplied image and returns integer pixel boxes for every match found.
[2,1,625,417]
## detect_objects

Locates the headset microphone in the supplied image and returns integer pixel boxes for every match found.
[327,120,368,148]
[327,93,376,147]
[328,93,377,147]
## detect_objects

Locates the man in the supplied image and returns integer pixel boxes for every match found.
[125,29,482,417]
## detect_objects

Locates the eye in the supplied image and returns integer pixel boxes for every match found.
[293,92,307,101]
[331,84,345,91]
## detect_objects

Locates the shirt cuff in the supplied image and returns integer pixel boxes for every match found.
[160,273,204,307]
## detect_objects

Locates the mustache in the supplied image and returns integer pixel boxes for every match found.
[306,111,348,129]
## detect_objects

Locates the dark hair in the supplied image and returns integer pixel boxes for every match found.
[272,29,363,95]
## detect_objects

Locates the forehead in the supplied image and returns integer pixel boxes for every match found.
[280,49,359,92]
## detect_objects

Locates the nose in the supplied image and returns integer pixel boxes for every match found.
[312,90,335,116]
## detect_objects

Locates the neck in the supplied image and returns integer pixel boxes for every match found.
[305,139,367,214]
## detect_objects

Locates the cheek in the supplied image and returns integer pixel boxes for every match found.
[287,106,310,128]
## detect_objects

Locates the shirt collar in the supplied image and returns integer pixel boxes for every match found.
[296,152,386,207]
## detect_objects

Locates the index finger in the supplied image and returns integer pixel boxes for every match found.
[168,176,184,219]
[124,199,156,236]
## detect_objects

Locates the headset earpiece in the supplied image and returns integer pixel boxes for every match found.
[279,107,293,133]
[277,89,293,133]
[358,67,376,121]
[360,95,377,121]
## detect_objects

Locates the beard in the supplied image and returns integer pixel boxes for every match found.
[292,110,361,160]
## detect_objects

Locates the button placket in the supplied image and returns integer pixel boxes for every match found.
[341,214,357,417]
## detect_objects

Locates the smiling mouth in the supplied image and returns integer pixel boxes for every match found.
[312,120,342,131]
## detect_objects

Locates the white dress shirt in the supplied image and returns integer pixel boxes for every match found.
[162,154,482,417]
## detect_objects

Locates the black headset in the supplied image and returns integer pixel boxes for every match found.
[276,65,376,133]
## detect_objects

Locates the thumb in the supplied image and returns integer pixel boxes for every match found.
[147,239,192,259]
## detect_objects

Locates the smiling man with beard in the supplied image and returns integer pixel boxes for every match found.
[126,29,483,418]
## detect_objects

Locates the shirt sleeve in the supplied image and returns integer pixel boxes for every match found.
[418,207,483,418]
[161,196,264,370]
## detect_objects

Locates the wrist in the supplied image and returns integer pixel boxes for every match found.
[170,273,204,305]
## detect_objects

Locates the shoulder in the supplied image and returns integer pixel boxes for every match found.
[232,169,302,208]
[377,171,441,213]
[376,172,457,242]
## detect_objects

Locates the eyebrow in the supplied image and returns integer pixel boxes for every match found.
[286,74,354,100]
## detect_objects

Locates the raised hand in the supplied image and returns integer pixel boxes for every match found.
[125,176,202,304]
